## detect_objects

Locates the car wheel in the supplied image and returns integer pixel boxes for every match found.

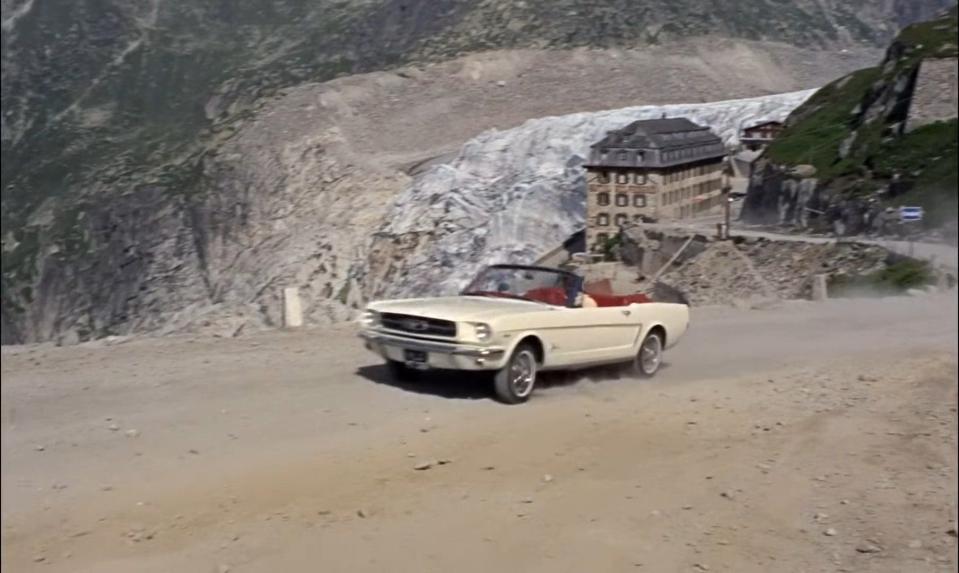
[633,330,663,377]
[386,360,419,382]
[493,344,538,404]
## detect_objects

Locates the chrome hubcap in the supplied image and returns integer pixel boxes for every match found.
[510,351,536,397]
[640,334,662,374]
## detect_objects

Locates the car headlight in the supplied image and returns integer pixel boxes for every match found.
[473,323,492,341]
[360,310,380,327]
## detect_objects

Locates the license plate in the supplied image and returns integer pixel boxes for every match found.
[404,349,428,364]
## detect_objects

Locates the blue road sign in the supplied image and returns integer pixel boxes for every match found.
[899,206,923,222]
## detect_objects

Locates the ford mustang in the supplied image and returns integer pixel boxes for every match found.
[359,264,689,403]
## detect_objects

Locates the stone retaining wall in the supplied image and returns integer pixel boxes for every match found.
[906,57,959,131]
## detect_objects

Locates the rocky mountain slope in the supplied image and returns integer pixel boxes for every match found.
[742,7,959,232]
[2,0,952,343]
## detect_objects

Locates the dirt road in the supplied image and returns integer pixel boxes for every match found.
[3,293,957,572]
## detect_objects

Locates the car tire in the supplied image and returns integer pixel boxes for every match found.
[386,360,419,382]
[632,330,663,377]
[493,344,538,404]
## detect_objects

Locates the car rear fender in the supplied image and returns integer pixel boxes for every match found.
[631,303,690,351]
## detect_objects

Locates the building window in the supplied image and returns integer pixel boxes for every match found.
[636,152,644,164]
[617,149,628,161]
[633,194,646,208]
[615,193,628,207]
[615,213,628,227]
[597,192,610,206]
[597,171,610,184]
[615,172,629,184]
[596,232,609,246]
[600,148,609,161]
[634,172,647,185]
[597,213,610,226]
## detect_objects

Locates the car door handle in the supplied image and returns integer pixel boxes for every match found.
[621,309,631,316]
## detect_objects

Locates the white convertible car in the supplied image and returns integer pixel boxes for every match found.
[359,264,689,403]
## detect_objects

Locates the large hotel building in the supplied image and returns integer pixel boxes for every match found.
[584,118,727,250]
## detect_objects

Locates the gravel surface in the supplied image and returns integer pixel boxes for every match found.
[2,292,957,572]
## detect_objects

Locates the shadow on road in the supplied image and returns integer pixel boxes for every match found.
[356,362,670,400]
[356,364,493,400]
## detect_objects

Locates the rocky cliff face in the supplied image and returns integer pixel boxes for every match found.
[2,86,410,343]
[741,7,958,233]
[364,91,814,299]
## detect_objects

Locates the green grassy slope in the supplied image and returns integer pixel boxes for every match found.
[763,7,958,225]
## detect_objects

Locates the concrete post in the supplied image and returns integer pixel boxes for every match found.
[811,274,828,301]
[283,287,304,328]
[937,271,952,291]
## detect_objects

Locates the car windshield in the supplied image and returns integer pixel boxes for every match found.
[461,266,575,306]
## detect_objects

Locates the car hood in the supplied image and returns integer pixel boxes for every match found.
[368,296,553,322]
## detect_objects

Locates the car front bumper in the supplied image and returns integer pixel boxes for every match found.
[359,330,506,371]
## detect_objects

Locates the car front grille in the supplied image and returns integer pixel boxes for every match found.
[380,313,457,338]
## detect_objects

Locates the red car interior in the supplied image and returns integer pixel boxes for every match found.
[523,285,652,307]
[523,287,568,306]
[586,292,652,307]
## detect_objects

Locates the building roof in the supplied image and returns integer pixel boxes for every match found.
[586,117,725,169]
[742,120,784,131]
[592,117,716,150]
